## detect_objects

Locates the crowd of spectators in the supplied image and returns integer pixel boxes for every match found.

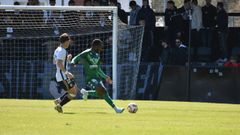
[0,0,239,66]
[163,0,234,65]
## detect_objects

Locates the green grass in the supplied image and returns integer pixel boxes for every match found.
[0,99,240,135]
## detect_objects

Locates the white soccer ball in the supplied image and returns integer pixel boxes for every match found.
[127,103,138,113]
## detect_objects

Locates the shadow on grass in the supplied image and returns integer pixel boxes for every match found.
[87,111,108,114]
[63,112,76,114]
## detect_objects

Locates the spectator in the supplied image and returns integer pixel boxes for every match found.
[99,0,108,6]
[191,0,202,61]
[27,0,40,5]
[216,2,228,63]
[14,1,20,5]
[136,0,156,62]
[172,38,188,65]
[68,0,75,6]
[109,1,128,24]
[177,0,191,45]
[164,0,177,47]
[117,2,128,24]
[224,56,240,67]
[84,0,92,6]
[43,0,56,24]
[202,0,217,48]
[160,40,172,65]
[92,0,100,6]
[129,0,141,25]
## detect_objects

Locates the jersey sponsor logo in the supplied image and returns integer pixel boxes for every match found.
[89,65,98,69]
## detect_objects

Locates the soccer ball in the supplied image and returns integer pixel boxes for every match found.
[127,103,138,113]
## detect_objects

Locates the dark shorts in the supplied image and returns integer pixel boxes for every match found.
[57,78,75,91]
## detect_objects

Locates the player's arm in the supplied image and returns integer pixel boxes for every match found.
[56,59,74,79]
[97,64,112,84]
[71,52,87,65]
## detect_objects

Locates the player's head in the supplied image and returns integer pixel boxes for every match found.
[91,39,103,53]
[59,33,71,49]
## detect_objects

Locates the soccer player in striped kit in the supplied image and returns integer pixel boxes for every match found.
[53,33,78,113]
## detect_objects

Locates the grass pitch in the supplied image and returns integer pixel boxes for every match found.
[0,99,240,135]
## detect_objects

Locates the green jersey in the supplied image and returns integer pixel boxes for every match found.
[71,48,107,82]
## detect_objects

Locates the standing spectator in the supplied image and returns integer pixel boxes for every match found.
[129,0,141,26]
[117,2,128,24]
[164,0,177,47]
[216,2,228,63]
[177,0,191,45]
[109,1,128,24]
[202,0,217,48]
[191,0,202,61]
[136,0,156,62]
[43,0,56,24]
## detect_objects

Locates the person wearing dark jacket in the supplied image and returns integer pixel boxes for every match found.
[164,0,178,47]
[176,0,191,45]
[173,38,188,65]
[136,0,156,62]
[201,0,217,48]
[216,2,228,63]
[160,40,172,65]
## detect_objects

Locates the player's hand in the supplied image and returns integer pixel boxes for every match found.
[106,76,112,84]
[65,71,74,79]
[67,54,72,62]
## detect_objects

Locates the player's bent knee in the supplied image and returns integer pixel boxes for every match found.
[67,93,76,99]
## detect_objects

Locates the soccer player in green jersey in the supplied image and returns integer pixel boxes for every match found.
[71,39,124,113]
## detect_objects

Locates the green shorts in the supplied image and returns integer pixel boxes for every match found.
[86,78,105,90]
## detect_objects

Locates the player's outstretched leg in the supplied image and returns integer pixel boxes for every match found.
[96,86,124,113]
[103,93,124,113]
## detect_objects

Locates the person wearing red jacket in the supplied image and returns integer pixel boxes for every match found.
[224,56,240,67]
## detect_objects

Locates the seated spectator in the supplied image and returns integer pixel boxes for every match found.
[27,0,40,5]
[68,0,75,6]
[160,40,172,65]
[14,1,20,5]
[224,56,240,67]
[172,38,188,65]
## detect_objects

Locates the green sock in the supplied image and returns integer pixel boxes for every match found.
[103,92,115,108]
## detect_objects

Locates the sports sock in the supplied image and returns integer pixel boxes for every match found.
[59,94,71,106]
[60,92,68,100]
[103,92,115,108]
[87,90,98,97]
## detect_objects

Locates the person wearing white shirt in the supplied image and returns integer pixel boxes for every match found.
[191,0,202,61]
